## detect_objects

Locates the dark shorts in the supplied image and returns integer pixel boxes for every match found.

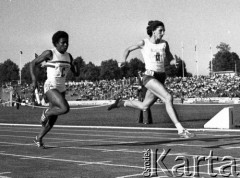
[142,72,166,86]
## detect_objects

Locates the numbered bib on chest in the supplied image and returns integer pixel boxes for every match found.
[55,64,70,78]
[155,50,165,63]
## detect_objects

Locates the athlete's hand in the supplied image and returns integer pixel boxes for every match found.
[170,59,179,68]
[73,59,78,66]
[118,62,126,68]
[31,81,37,93]
[72,59,80,77]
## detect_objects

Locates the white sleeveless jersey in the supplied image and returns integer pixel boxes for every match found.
[141,38,166,72]
[44,48,71,93]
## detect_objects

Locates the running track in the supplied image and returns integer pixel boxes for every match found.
[0,124,240,178]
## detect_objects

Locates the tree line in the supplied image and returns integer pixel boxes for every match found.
[0,56,189,85]
[0,42,239,85]
[211,42,240,73]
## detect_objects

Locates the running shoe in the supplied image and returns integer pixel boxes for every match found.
[178,129,196,138]
[33,136,45,149]
[107,98,123,111]
[40,109,49,127]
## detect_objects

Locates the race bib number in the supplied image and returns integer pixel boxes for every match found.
[155,52,165,62]
[144,70,154,76]
[56,66,68,77]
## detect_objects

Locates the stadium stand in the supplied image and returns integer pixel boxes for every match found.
[1,74,240,105]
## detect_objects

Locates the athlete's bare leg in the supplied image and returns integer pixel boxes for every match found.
[44,89,69,117]
[144,79,180,126]
[117,79,185,132]
[36,89,69,143]
[124,90,157,111]
[107,79,195,137]
[37,115,58,141]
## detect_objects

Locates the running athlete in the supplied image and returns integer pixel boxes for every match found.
[30,31,79,148]
[108,21,195,138]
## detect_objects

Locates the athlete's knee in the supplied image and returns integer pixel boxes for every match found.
[60,104,70,114]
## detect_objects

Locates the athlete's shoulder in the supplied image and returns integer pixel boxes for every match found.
[164,40,170,46]
[68,53,73,63]
[142,38,149,44]
[137,39,146,48]
[159,39,167,44]
[68,52,73,58]
[37,50,53,62]
[42,50,53,56]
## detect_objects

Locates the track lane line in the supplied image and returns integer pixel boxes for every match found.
[0,123,240,132]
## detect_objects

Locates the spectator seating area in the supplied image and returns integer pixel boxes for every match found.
[1,74,240,104]
[66,74,240,101]
[166,75,240,98]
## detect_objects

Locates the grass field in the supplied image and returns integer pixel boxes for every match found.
[0,103,239,128]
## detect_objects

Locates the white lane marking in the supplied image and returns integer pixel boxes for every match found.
[78,161,111,166]
[0,152,142,169]
[1,123,240,132]
[20,155,53,160]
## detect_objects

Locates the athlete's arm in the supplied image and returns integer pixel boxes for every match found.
[122,40,145,64]
[165,42,175,65]
[69,54,80,77]
[30,50,52,90]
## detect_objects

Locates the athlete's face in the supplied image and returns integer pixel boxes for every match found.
[55,38,69,54]
[153,26,165,40]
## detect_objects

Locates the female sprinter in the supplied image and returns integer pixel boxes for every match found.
[108,21,195,138]
[30,31,79,148]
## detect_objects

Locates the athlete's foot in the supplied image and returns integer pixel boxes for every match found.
[40,109,49,127]
[107,98,124,111]
[33,136,45,149]
[142,120,153,124]
[178,129,196,138]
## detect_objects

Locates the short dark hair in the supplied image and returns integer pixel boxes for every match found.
[52,31,69,47]
[146,20,165,37]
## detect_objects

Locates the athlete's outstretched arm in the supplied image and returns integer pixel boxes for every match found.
[30,50,52,90]
[122,40,145,63]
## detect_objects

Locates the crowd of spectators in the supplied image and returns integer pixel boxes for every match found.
[1,74,240,104]
[65,78,137,100]
[166,74,240,98]
[66,74,240,101]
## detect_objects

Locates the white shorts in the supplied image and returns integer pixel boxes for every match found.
[44,80,66,93]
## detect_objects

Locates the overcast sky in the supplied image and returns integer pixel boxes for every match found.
[1,0,240,75]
